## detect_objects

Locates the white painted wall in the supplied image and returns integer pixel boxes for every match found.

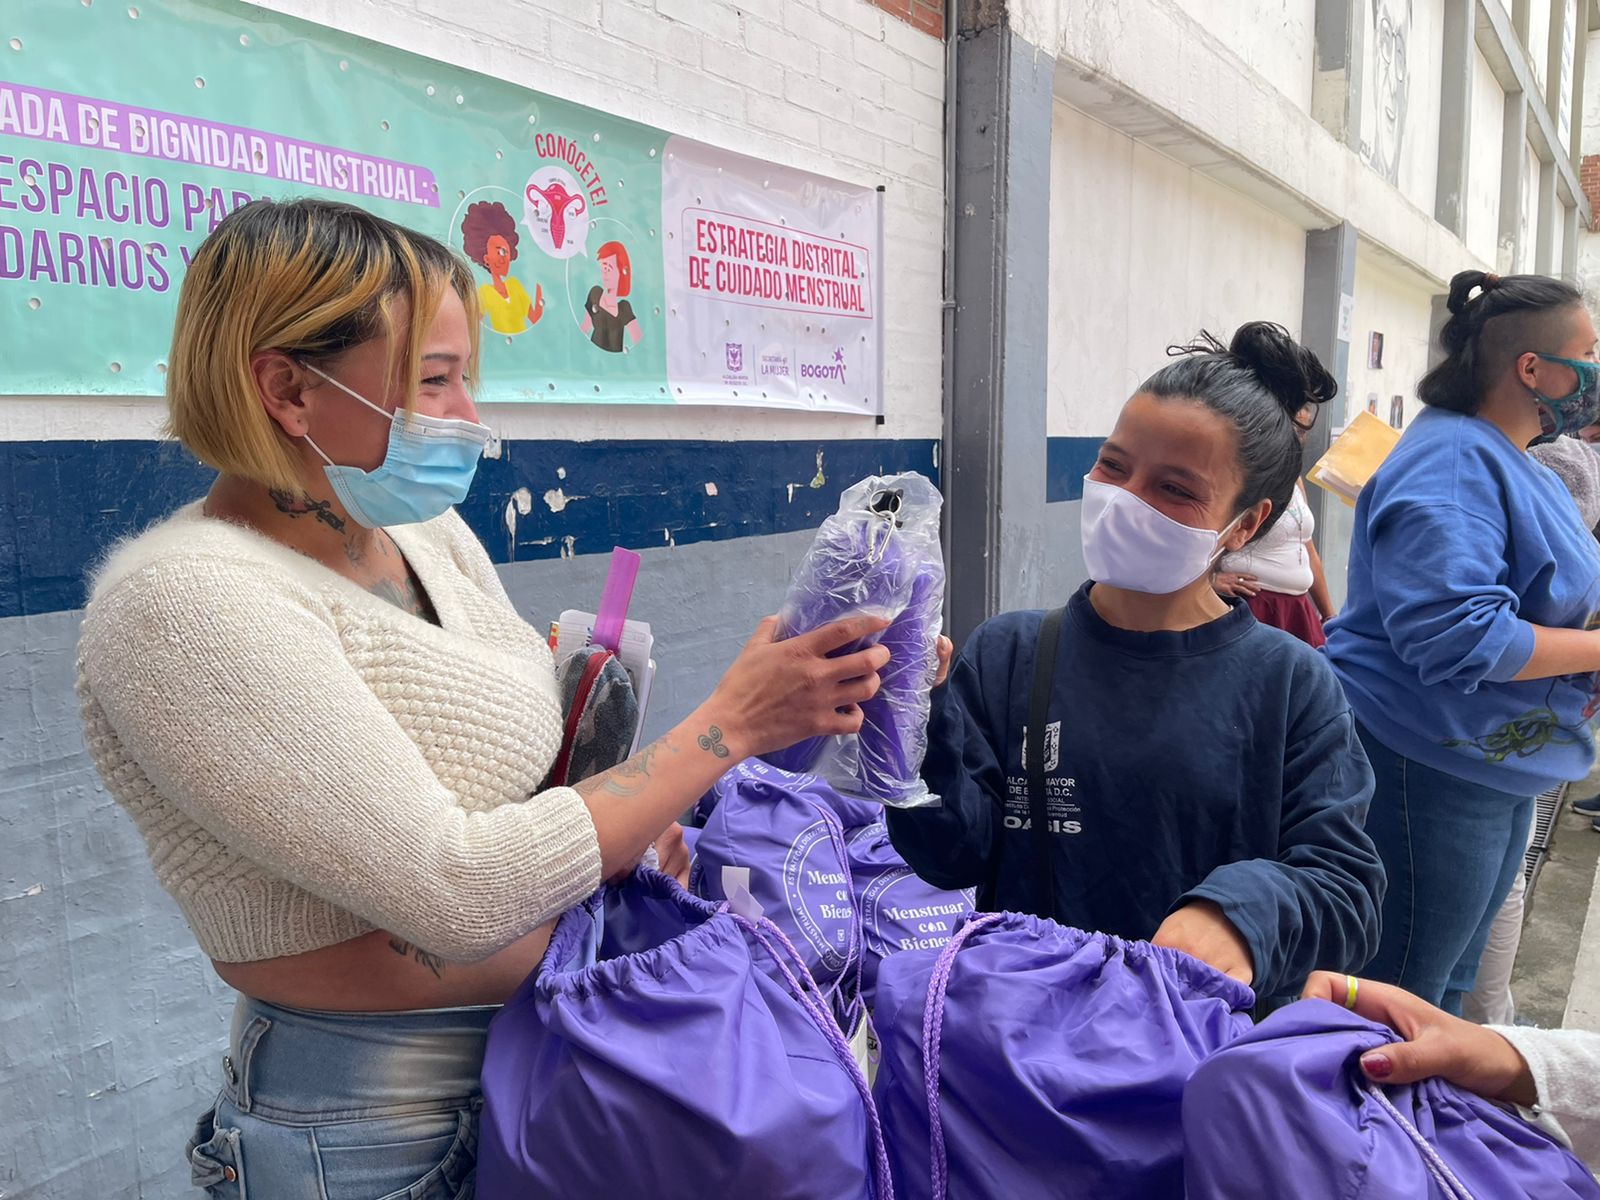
[1170,0,1317,112]
[1046,102,1308,438]
[1466,47,1507,265]
[1579,28,1600,313]
[1552,198,1567,274]
[1345,248,1437,431]
[1521,142,1543,272]
[1584,30,1600,147]
[1,0,947,446]
[1530,0,1553,96]
[1557,0,1579,151]
[1577,230,1600,299]
[1360,0,1443,214]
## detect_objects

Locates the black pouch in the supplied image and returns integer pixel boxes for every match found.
[543,645,640,788]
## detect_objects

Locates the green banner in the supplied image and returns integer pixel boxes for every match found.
[0,0,882,412]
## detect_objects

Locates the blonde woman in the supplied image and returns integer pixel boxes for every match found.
[76,199,888,1197]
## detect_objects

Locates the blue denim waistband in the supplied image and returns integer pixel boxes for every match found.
[221,994,495,1124]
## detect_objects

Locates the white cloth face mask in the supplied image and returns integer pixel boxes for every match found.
[1080,476,1244,594]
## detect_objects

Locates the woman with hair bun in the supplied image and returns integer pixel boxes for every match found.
[1327,270,1600,1015]
[888,322,1385,1000]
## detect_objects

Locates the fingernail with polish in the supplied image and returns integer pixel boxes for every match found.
[1361,1052,1393,1079]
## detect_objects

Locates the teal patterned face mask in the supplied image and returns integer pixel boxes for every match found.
[299,362,491,529]
[1530,354,1600,446]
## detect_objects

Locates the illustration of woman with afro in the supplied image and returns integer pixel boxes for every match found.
[460,200,545,335]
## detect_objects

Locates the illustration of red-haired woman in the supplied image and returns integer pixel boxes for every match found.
[580,240,642,353]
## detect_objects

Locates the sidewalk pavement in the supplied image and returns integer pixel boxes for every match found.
[1514,766,1600,1029]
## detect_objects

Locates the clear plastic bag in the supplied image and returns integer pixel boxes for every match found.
[764,472,945,808]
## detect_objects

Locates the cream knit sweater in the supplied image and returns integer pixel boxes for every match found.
[76,502,602,964]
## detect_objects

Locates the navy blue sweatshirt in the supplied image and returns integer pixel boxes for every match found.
[886,584,1385,998]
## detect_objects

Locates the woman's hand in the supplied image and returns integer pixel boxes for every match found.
[933,635,954,688]
[653,823,691,886]
[1301,972,1537,1106]
[1152,900,1254,985]
[1213,571,1262,599]
[702,615,892,761]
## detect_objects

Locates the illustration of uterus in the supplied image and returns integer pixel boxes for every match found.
[525,181,588,249]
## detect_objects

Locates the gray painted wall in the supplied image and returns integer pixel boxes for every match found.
[2,609,236,1200]
[1318,493,1358,612]
[0,528,810,1200]
[1040,500,1090,610]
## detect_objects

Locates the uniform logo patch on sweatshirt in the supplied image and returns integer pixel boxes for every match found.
[1021,721,1061,773]
[1003,767,1081,836]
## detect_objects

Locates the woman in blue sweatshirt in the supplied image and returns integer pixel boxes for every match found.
[887,324,1385,1000]
[1326,270,1600,1014]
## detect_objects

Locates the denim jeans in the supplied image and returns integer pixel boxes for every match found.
[1356,722,1534,1016]
[186,996,493,1199]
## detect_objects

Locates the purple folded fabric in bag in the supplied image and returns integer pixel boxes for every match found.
[845,821,974,1011]
[478,868,894,1200]
[765,472,944,807]
[691,762,867,1023]
[873,911,1255,1200]
[860,565,944,804]
[1184,999,1600,1200]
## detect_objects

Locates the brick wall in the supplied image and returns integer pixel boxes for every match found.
[1583,153,1600,230]
[867,0,945,38]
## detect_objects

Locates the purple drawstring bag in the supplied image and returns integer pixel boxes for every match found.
[764,472,944,808]
[478,868,895,1200]
[693,757,881,832]
[845,821,974,1011]
[691,762,868,1025]
[872,911,1255,1200]
[1183,1000,1600,1200]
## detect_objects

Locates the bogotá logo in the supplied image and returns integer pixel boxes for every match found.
[801,348,847,386]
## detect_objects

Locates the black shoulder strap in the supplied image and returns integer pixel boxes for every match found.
[1027,607,1066,919]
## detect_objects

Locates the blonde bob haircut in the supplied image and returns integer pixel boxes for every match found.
[165,198,482,493]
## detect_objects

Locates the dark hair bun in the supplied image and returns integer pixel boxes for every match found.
[1445,269,1498,317]
[1228,321,1338,416]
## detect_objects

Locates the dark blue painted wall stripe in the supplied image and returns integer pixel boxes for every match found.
[1046,435,1102,503]
[0,438,939,619]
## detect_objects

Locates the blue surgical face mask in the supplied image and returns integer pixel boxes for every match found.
[299,362,492,528]
[1530,353,1600,446]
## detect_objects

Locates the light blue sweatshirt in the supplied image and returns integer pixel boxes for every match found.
[1326,407,1600,795]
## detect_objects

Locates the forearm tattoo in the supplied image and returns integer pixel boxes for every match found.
[593,741,665,798]
[697,726,731,758]
[578,724,730,801]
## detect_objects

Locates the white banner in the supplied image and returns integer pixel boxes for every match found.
[661,137,883,415]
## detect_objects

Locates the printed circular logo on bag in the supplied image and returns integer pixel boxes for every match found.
[862,868,973,956]
[781,820,854,973]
